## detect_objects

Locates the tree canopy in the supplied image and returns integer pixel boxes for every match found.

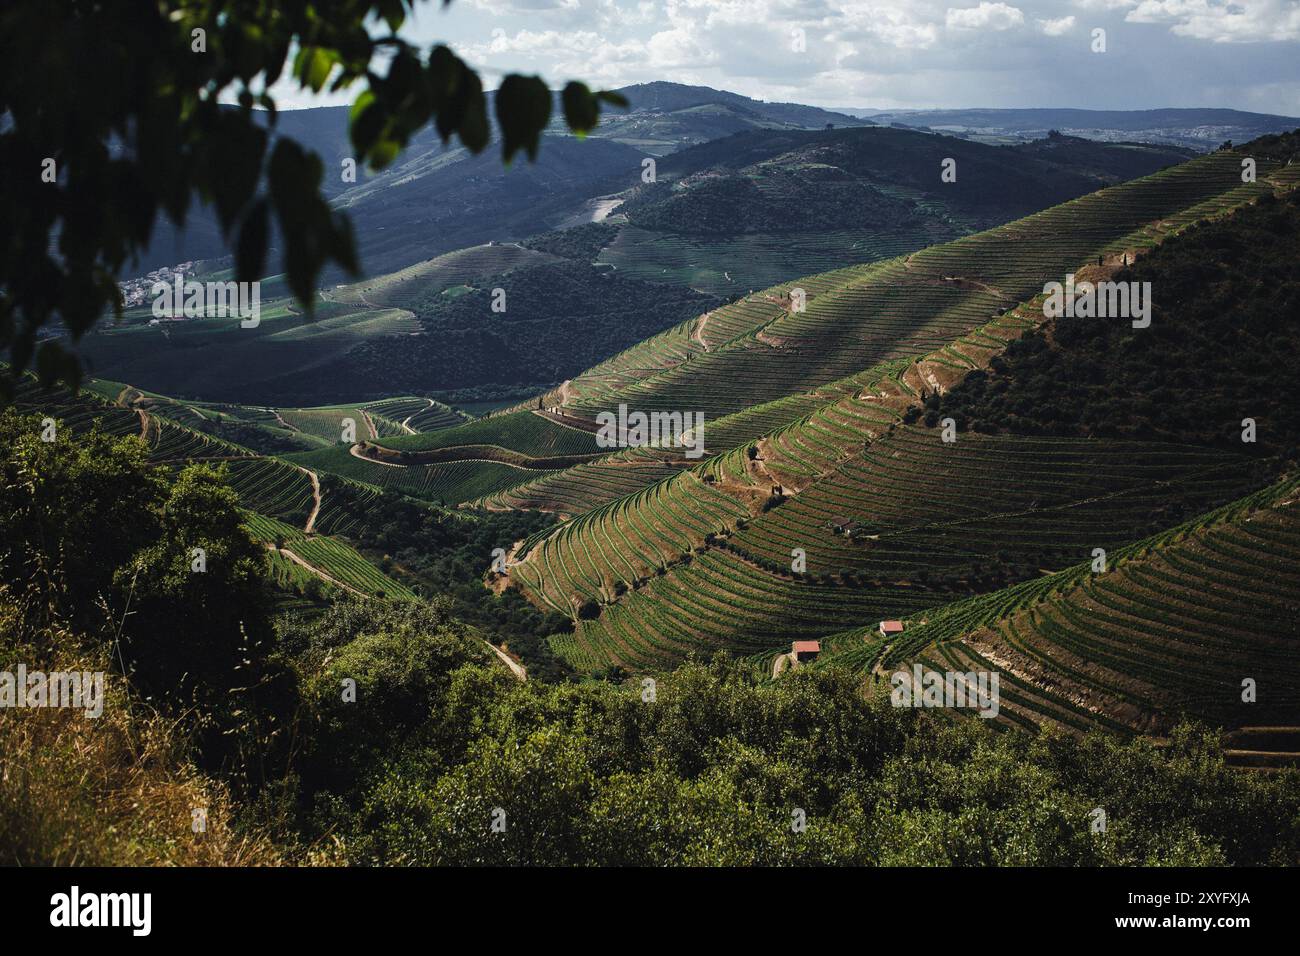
[0,0,625,398]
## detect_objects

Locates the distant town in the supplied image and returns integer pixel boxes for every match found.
[118,261,197,310]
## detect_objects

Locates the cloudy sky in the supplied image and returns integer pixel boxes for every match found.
[279,0,1300,115]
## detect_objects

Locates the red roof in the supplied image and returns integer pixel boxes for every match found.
[880,620,905,633]
[792,640,822,653]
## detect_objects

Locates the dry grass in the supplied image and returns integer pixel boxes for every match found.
[0,597,285,866]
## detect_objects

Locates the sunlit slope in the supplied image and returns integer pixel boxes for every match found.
[500,148,1294,672]
[814,476,1300,737]
[554,150,1270,423]
[5,377,413,598]
[327,242,558,311]
[543,426,1270,671]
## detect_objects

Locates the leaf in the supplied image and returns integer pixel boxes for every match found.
[495,74,552,162]
[562,82,598,135]
[457,71,490,153]
[299,47,336,93]
[350,90,385,158]
[235,199,269,283]
[34,340,65,387]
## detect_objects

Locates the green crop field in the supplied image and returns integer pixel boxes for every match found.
[285,445,551,505]
[242,513,417,600]
[596,225,942,295]
[814,476,1300,736]
[491,148,1297,686]
[277,406,377,443]
[560,151,1271,424]
[327,242,557,310]
[374,409,601,460]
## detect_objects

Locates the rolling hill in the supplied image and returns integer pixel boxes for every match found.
[86,125,1195,407]
[128,83,873,280]
[848,107,1300,151]
[43,121,1300,743]
[432,131,1300,742]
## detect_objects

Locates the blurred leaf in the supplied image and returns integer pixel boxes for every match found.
[495,74,551,162]
[235,199,269,283]
[562,81,598,135]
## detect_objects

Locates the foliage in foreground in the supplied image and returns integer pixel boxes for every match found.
[4,419,1300,866]
[292,605,1300,866]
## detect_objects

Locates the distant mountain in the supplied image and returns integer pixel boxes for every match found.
[134,120,648,281]
[127,92,1289,290]
[87,124,1199,407]
[627,127,1195,232]
[591,81,870,151]
[839,107,1299,150]
[129,82,871,280]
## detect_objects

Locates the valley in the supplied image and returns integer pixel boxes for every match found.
[22,130,1299,747]
[6,16,1300,876]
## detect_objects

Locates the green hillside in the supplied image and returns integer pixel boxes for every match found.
[84,125,1197,409]
[813,475,1300,738]
[478,137,1300,745]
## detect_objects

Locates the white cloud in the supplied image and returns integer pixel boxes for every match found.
[1039,14,1077,35]
[1070,0,1138,10]
[391,0,1299,113]
[946,2,1027,30]
[1127,0,1300,43]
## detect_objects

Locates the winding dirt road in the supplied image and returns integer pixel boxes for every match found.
[296,466,322,534]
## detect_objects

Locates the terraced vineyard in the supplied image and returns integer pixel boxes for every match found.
[277,406,377,443]
[285,445,549,505]
[814,476,1300,736]
[475,449,682,516]
[9,376,142,440]
[511,467,751,612]
[596,225,942,295]
[728,426,1268,578]
[373,410,600,459]
[327,242,557,311]
[242,513,417,600]
[562,150,1273,423]
[404,401,472,433]
[554,547,939,671]
[486,145,1300,700]
[224,458,317,526]
[360,396,471,434]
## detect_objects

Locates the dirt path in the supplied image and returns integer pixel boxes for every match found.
[267,544,366,598]
[557,379,576,407]
[110,386,151,439]
[692,310,714,352]
[297,466,322,534]
[359,408,378,441]
[485,642,527,681]
[399,399,433,435]
[349,443,407,467]
[530,407,600,434]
